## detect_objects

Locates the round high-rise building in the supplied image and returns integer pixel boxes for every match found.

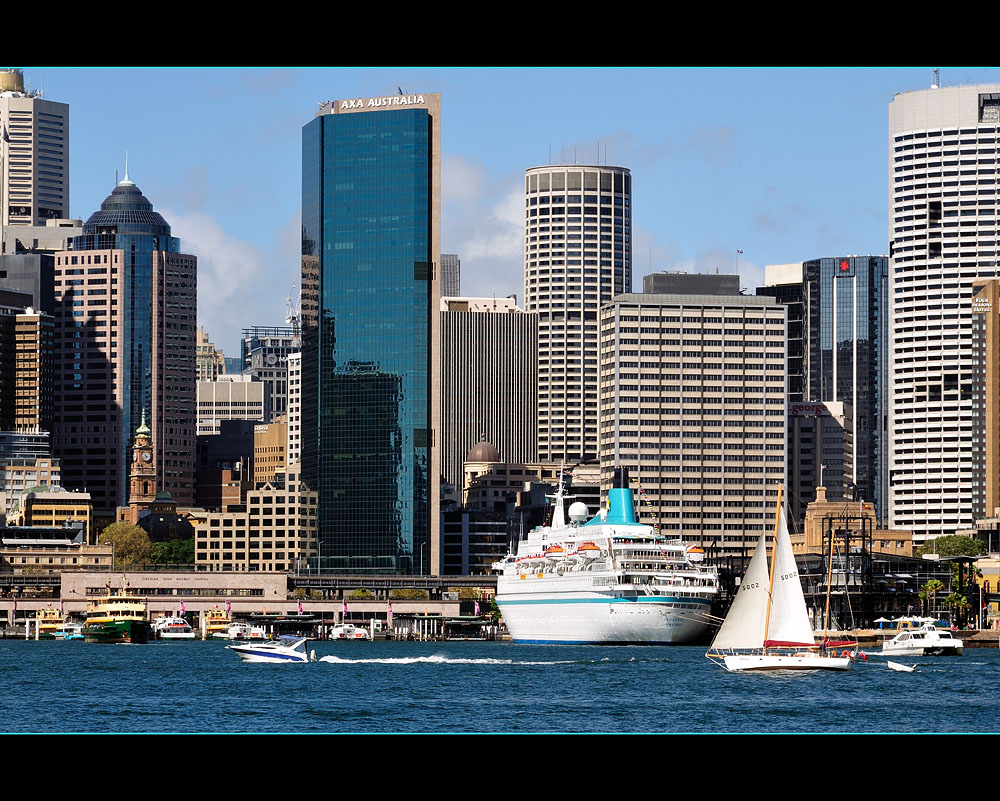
[524,165,631,463]
[888,83,1000,542]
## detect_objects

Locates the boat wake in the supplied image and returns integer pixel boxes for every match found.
[317,654,652,667]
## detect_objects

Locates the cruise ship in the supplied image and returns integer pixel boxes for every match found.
[493,467,719,644]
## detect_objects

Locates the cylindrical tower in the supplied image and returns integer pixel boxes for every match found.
[523,164,631,464]
[888,83,1000,543]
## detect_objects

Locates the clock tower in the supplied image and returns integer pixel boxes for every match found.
[121,410,156,523]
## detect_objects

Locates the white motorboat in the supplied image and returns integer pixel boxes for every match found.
[882,622,963,656]
[706,484,854,673]
[218,622,268,641]
[329,623,371,641]
[887,661,917,672]
[152,616,197,640]
[493,466,720,644]
[228,636,316,663]
[54,622,84,640]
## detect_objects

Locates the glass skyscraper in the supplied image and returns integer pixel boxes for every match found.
[53,171,197,513]
[301,93,440,574]
[759,256,888,523]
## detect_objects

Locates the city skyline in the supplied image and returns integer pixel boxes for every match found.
[15,66,1000,357]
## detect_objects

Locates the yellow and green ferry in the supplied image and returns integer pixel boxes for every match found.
[36,606,65,639]
[82,582,151,644]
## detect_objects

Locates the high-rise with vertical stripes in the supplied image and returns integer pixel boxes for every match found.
[523,165,631,465]
[0,69,68,227]
[889,82,1000,543]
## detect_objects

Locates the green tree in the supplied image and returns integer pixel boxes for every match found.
[389,588,430,600]
[920,579,945,617]
[150,538,194,565]
[99,522,152,569]
[917,535,986,558]
[945,592,972,627]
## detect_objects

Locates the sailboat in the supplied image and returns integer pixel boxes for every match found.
[706,485,854,672]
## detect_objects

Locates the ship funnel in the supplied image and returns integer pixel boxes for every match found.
[605,466,637,525]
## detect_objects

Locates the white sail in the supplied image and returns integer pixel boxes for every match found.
[710,528,770,650]
[765,503,815,647]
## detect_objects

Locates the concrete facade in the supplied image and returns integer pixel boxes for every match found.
[888,83,1000,542]
[0,70,69,227]
[440,300,536,491]
[599,289,787,558]
[197,376,266,436]
[524,165,631,465]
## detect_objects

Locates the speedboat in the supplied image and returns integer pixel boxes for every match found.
[882,622,963,656]
[228,636,315,663]
[152,616,197,640]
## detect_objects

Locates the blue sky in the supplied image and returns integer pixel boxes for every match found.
[21,66,1000,357]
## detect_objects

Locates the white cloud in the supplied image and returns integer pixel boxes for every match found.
[441,156,524,300]
[163,207,296,357]
[442,153,484,202]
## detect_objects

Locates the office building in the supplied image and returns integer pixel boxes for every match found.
[195,418,256,511]
[194,463,317,573]
[240,326,298,421]
[0,69,68,227]
[196,326,226,382]
[973,279,1000,518]
[758,257,889,521]
[253,417,287,487]
[440,296,536,491]
[1,456,60,516]
[599,282,787,559]
[888,82,1000,542]
[197,375,267,436]
[52,171,197,515]
[8,486,92,539]
[787,400,854,526]
[524,165,631,464]
[441,253,461,297]
[286,351,301,466]
[301,92,441,574]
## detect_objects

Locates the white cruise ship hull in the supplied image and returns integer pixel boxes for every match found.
[496,588,713,645]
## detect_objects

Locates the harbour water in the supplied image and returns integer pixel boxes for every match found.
[5,638,999,733]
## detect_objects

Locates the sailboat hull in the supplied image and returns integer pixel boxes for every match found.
[721,653,853,672]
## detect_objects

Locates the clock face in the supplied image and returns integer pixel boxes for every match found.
[142,451,152,463]
[133,452,139,462]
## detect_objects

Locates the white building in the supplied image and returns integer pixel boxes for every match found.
[0,69,68,227]
[888,81,1000,542]
[286,351,301,467]
[197,376,267,436]
[524,165,631,464]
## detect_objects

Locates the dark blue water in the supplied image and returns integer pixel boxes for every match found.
[4,638,997,733]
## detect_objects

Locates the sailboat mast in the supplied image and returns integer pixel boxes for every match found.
[823,535,837,642]
[762,483,784,647]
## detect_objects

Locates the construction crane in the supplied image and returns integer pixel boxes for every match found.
[286,284,300,344]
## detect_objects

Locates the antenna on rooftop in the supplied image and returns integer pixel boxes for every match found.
[932,68,940,89]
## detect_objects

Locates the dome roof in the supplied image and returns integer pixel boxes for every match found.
[467,439,500,463]
[83,179,171,237]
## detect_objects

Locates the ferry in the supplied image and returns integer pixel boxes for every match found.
[204,607,232,639]
[82,581,152,644]
[36,607,65,639]
[493,467,719,644]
